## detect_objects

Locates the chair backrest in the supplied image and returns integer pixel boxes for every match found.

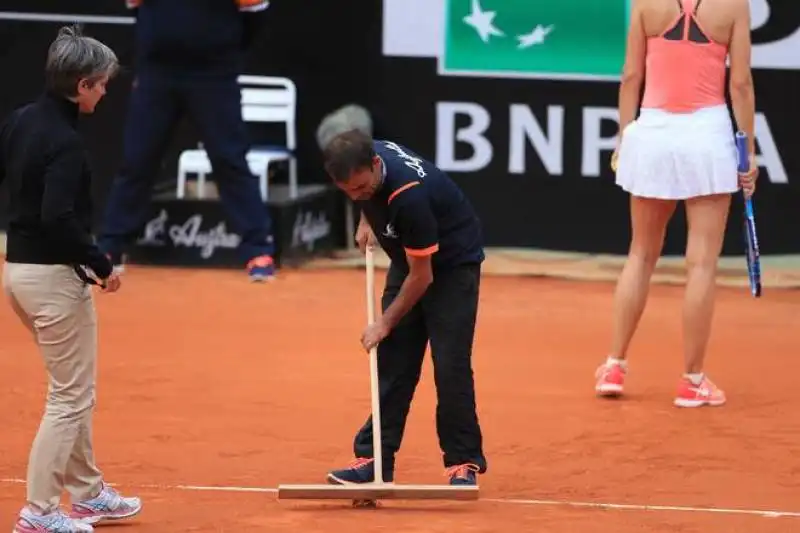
[237,75,297,149]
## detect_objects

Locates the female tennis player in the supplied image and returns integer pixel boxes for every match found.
[595,0,758,407]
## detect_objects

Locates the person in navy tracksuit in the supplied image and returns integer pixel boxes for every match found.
[321,129,488,486]
[98,0,277,281]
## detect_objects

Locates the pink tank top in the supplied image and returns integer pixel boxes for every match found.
[640,0,728,113]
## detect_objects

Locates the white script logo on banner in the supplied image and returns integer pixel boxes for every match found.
[137,209,241,259]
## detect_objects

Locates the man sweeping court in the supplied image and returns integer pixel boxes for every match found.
[0,26,141,532]
[321,130,488,486]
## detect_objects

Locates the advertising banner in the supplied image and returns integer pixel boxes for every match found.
[379,0,799,255]
[443,0,629,80]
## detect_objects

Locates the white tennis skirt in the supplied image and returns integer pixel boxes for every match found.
[615,104,739,200]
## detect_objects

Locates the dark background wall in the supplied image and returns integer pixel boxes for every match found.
[0,1,797,257]
[0,0,384,226]
[375,0,800,256]
[377,58,800,256]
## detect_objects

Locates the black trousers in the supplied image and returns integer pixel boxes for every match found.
[98,67,274,263]
[353,263,487,474]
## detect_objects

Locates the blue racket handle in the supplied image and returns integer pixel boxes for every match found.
[735,131,749,174]
[744,196,755,218]
[736,131,755,214]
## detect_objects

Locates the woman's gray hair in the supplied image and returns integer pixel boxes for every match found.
[45,25,119,97]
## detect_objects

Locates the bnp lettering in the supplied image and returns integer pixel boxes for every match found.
[435,101,789,184]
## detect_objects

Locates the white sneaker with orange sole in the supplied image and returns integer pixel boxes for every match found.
[674,376,726,407]
[595,361,627,397]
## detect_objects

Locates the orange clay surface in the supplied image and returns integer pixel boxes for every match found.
[1,265,799,532]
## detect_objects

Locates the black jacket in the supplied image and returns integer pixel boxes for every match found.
[0,91,112,279]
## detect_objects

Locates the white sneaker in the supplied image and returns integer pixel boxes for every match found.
[69,483,141,524]
[13,507,93,533]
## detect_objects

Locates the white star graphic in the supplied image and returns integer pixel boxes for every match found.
[517,24,554,49]
[463,0,504,43]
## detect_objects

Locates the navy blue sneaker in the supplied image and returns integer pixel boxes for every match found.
[247,255,275,282]
[446,464,479,486]
[327,458,394,484]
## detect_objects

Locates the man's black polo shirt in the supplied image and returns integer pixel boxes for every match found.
[357,140,484,272]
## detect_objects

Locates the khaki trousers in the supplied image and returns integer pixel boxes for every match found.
[2,263,103,513]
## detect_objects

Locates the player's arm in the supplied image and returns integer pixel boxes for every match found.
[618,0,646,134]
[729,0,756,155]
[379,194,438,332]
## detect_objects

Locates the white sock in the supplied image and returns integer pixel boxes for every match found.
[684,372,704,386]
[606,356,627,370]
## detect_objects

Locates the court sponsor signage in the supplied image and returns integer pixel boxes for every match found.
[434,102,789,184]
[136,208,242,260]
[291,209,333,252]
[385,0,800,80]
[128,185,344,268]
[378,0,800,254]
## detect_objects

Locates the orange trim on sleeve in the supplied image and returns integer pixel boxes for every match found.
[387,181,420,205]
[237,0,269,10]
[405,244,439,257]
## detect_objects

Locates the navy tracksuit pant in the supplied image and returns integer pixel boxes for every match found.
[98,68,274,263]
[352,263,488,476]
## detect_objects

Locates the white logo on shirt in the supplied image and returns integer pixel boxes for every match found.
[382,223,398,239]
[384,141,427,178]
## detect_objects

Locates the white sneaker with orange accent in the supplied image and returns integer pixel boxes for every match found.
[674,376,726,408]
[595,361,626,397]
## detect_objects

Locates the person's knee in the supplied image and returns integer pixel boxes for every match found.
[685,231,725,275]
[206,147,251,181]
[685,195,729,273]
[685,224,724,274]
[685,245,720,274]
[45,385,96,421]
[433,354,475,393]
[629,241,663,269]
[629,227,667,269]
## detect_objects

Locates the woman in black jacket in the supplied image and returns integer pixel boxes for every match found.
[1,25,142,533]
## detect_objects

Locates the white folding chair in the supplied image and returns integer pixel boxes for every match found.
[176,75,298,201]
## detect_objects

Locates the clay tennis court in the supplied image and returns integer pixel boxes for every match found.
[1,263,798,532]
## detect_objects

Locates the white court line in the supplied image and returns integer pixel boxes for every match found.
[484,498,797,518]
[0,12,135,25]
[2,478,799,518]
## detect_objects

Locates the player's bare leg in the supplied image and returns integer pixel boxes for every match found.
[596,197,676,396]
[675,193,730,407]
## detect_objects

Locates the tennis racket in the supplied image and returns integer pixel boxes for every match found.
[735,131,762,298]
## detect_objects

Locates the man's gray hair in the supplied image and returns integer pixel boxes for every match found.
[45,25,119,97]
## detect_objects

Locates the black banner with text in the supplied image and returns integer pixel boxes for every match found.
[0,0,382,239]
[377,0,799,256]
[1,0,797,257]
